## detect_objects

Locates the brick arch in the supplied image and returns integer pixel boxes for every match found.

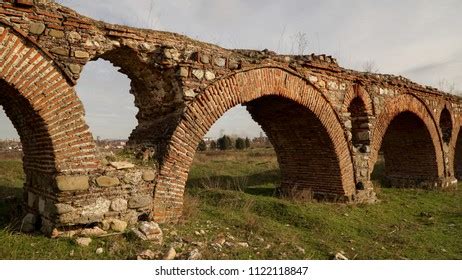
[437,105,454,145]
[369,94,444,184]
[153,67,355,222]
[0,27,98,174]
[449,113,462,179]
[342,84,374,115]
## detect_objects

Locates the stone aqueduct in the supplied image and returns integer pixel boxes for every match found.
[1,0,461,233]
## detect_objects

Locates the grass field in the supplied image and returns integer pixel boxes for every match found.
[0,148,461,259]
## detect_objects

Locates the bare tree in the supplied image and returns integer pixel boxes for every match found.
[290,32,309,55]
[146,0,158,29]
[362,60,379,73]
[276,25,287,53]
[438,79,457,94]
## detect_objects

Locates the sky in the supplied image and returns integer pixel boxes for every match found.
[1,0,462,140]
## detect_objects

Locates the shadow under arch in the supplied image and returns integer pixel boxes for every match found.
[454,127,462,180]
[153,67,356,222]
[0,80,56,173]
[370,95,445,188]
[0,79,57,225]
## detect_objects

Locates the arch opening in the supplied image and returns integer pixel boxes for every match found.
[439,107,452,144]
[0,80,56,173]
[76,59,138,159]
[348,96,370,150]
[186,105,279,197]
[154,68,356,222]
[246,95,345,200]
[183,94,347,202]
[0,79,55,228]
[454,129,462,180]
[371,111,439,187]
[87,47,185,159]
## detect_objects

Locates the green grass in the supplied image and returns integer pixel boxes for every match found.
[0,149,461,259]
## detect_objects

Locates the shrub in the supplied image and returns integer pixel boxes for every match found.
[235,138,246,150]
[198,140,207,151]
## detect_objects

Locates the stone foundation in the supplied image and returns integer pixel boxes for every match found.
[386,175,458,190]
[23,162,157,234]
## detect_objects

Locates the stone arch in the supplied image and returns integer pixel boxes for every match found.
[0,26,97,218]
[342,84,374,115]
[153,67,355,222]
[369,95,444,187]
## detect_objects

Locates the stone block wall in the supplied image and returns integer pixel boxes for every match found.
[25,163,157,233]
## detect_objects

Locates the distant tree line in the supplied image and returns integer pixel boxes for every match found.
[197,135,253,151]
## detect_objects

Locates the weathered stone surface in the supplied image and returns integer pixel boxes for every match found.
[184,89,198,98]
[27,192,36,208]
[188,248,202,260]
[164,48,180,60]
[21,213,36,233]
[121,210,139,225]
[74,50,90,59]
[309,75,318,83]
[128,195,152,209]
[214,57,226,67]
[101,220,111,231]
[344,120,352,129]
[55,203,75,214]
[179,67,189,77]
[81,198,111,218]
[81,226,107,237]
[68,64,81,74]
[56,176,89,191]
[200,54,210,64]
[228,59,239,69]
[50,47,68,56]
[111,198,128,212]
[110,161,135,170]
[67,31,81,43]
[356,131,371,141]
[236,242,249,248]
[29,22,45,35]
[192,69,204,80]
[135,221,163,244]
[38,198,45,214]
[142,170,156,181]
[124,170,142,184]
[48,29,64,38]
[110,219,128,232]
[96,176,120,187]
[205,71,216,80]
[334,252,348,260]
[137,249,156,260]
[76,237,92,247]
[163,247,176,260]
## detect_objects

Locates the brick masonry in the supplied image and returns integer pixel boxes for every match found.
[0,0,461,231]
